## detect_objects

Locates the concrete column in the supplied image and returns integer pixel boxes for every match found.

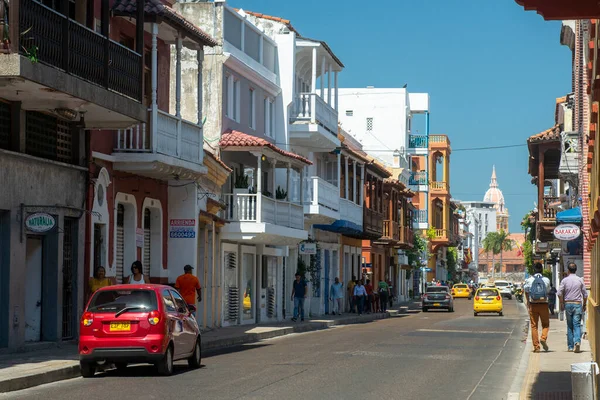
[327,64,332,105]
[344,156,349,200]
[352,160,357,203]
[334,71,339,112]
[175,37,182,118]
[360,164,364,206]
[320,56,326,98]
[197,50,204,125]
[311,48,317,94]
[286,163,291,201]
[151,23,158,151]
[337,153,341,191]
[270,160,277,199]
[256,154,263,222]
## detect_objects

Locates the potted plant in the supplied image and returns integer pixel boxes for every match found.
[234,171,249,196]
[276,186,288,201]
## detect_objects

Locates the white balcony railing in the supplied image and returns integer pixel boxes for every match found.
[340,198,363,228]
[305,177,340,212]
[223,193,304,230]
[115,110,203,164]
[291,92,338,135]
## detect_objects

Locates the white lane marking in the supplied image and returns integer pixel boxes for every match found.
[334,350,468,361]
[417,329,511,334]
[466,325,516,400]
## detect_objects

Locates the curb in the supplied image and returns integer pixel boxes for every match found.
[0,313,390,393]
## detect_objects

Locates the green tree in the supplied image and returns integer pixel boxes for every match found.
[522,240,534,275]
[482,232,499,277]
[482,230,513,278]
[447,247,458,281]
[496,229,514,278]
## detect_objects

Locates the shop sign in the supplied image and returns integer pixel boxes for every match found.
[169,219,196,239]
[299,242,316,255]
[136,228,144,248]
[25,213,56,233]
[553,224,581,241]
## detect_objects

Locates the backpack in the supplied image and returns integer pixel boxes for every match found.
[529,274,548,303]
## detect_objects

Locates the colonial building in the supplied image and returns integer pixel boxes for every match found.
[483,166,510,232]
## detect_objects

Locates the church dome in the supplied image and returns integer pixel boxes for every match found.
[484,166,507,214]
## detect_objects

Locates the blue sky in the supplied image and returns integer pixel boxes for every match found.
[234,0,572,232]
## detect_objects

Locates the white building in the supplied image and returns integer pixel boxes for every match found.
[461,201,497,271]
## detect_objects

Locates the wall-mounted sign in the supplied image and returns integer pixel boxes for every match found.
[25,213,56,233]
[299,242,316,255]
[169,219,196,239]
[136,228,144,248]
[553,224,581,241]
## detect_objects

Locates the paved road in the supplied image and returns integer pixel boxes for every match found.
[2,299,529,400]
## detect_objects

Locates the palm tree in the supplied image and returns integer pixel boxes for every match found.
[496,229,514,278]
[482,232,499,278]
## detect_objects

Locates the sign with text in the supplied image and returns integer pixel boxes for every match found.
[136,228,144,248]
[169,219,196,239]
[25,213,56,233]
[299,242,317,255]
[553,224,581,241]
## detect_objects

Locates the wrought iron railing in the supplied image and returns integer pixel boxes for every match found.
[409,171,428,186]
[408,135,428,149]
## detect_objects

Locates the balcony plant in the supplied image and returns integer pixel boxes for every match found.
[275,186,287,200]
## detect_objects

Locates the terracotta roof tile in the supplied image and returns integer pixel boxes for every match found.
[112,0,217,47]
[219,130,312,165]
[204,150,232,173]
[527,125,561,143]
[236,9,299,34]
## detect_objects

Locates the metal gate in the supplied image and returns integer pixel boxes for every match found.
[143,209,151,277]
[116,204,124,284]
[62,218,76,340]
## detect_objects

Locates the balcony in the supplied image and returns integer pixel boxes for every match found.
[430,181,448,194]
[541,196,559,222]
[413,209,428,230]
[304,177,340,223]
[289,93,341,150]
[0,0,146,126]
[431,229,450,248]
[559,132,579,175]
[408,135,428,155]
[408,171,428,191]
[364,208,384,238]
[429,135,450,150]
[221,193,307,245]
[339,198,363,229]
[399,226,414,248]
[382,220,400,242]
[112,110,206,180]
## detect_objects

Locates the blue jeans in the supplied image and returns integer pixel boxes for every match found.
[293,297,305,320]
[565,303,583,349]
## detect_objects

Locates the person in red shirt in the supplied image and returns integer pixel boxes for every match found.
[364,279,374,314]
[175,265,202,306]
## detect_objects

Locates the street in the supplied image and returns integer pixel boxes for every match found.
[3,299,529,400]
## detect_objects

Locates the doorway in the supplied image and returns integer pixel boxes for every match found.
[25,237,43,342]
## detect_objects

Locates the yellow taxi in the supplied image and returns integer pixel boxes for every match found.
[473,287,503,316]
[451,284,472,299]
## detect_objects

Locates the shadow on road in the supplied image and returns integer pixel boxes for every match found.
[530,371,573,399]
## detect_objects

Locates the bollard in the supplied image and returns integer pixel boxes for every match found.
[571,362,598,400]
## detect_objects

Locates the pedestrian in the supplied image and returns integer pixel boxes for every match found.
[89,266,111,299]
[557,262,588,353]
[388,279,394,308]
[291,272,307,322]
[347,276,357,313]
[126,260,149,284]
[364,279,374,313]
[175,265,202,307]
[378,278,390,312]
[329,277,344,315]
[353,279,367,315]
[524,262,551,352]
[548,283,557,315]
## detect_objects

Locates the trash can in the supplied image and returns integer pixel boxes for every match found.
[571,362,598,399]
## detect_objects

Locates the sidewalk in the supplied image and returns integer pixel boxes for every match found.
[521,313,593,399]
[0,300,420,393]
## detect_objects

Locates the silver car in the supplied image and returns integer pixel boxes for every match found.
[422,286,454,312]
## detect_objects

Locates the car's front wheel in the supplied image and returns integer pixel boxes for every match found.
[80,361,96,378]
[188,338,201,369]
[156,345,174,376]
[422,308,428,312]
[499,311,504,316]
[474,312,478,317]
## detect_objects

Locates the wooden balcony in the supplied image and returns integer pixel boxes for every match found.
[8,0,142,101]
[381,220,399,242]
[541,196,559,222]
[364,207,384,238]
[399,226,414,248]
[430,181,448,194]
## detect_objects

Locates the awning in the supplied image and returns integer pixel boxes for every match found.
[556,207,582,224]
[314,220,363,238]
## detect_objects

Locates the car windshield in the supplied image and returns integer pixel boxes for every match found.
[454,284,467,288]
[478,289,499,297]
[88,289,158,313]
[427,287,449,293]
[495,282,509,287]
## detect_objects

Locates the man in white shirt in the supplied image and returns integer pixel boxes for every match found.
[523,262,552,352]
[353,280,368,316]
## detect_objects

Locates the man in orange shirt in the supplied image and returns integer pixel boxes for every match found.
[175,265,202,306]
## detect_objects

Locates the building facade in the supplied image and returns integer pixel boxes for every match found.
[483,166,510,232]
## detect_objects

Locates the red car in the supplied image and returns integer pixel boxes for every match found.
[79,284,201,377]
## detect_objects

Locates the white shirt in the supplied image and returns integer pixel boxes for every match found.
[354,285,367,296]
[523,273,551,295]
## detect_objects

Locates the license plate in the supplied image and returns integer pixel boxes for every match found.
[433,303,441,306]
[110,322,131,331]
[485,299,493,302]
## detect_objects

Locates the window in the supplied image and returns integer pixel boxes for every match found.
[225,74,239,122]
[407,117,412,132]
[249,88,255,129]
[233,79,240,122]
[346,110,353,117]
[264,98,275,138]
[224,76,230,118]
[162,289,177,312]
[170,290,188,312]
[366,117,373,131]
[88,289,158,313]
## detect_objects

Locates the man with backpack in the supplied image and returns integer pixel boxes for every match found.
[524,262,552,352]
